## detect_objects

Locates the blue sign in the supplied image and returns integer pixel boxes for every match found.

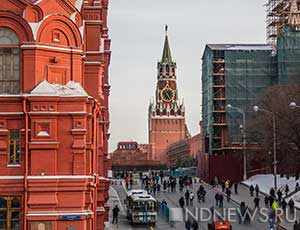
[61,215,81,221]
[67,227,77,230]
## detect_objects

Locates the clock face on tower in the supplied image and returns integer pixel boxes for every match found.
[160,86,175,102]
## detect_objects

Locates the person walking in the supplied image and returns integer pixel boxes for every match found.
[190,192,195,206]
[293,221,299,230]
[264,195,269,208]
[197,188,201,203]
[219,193,224,208]
[179,196,185,208]
[234,183,238,195]
[125,177,129,190]
[254,196,260,209]
[185,190,190,206]
[201,189,206,202]
[112,205,120,224]
[285,185,290,196]
[192,220,199,230]
[277,190,282,203]
[296,183,300,192]
[270,187,275,197]
[226,188,231,202]
[215,193,220,207]
[255,184,260,197]
[249,185,254,197]
[289,198,295,214]
[129,177,133,190]
[221,180,225,192]
[282,199,287,212]
[185,219,192,230]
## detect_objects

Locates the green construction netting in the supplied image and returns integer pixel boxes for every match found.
[202,48,214,154]
[225,49,276,143]
[277,26,300,84]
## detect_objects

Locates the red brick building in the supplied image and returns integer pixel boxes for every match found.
[148,27,186,164]
[167,133,202,167]
[111,142,162,171]
[0,0,111,230]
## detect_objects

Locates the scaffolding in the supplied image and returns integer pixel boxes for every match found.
[266,0,298,45]
[202,45,276,155]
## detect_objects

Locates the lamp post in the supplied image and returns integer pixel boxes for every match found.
[253,105,277,191]
[289,101,300,110]
[226,104,247,181]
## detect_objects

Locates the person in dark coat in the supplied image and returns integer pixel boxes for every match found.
[112,205,120,224]
[293,220,299,230]
[221,180,225,192]
[277,190,282,203]
[234,183,238,195]
[281,199,287,212]
[226,188,231,202]
[219,193,224,208]
[185,219,192,230]
[270,187,275,197]
[255,184,260,197]
[215,193,220,207]
[285,185,290,196]
[185,190,190,206]
[179,196,185,208]
[249,185,254,197]
[264,195,269,208]
[254,196,260,209]
[269,195,274,208]
[192,220,199,230]
[289,198,295,214]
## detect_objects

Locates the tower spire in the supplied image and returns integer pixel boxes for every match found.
[161,25,173,63]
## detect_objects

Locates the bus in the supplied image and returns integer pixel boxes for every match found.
[124,189,158,225]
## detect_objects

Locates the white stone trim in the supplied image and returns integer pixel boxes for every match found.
[0,175,96,180]
[27,210,93,216]
[27,175,95,179]
[28,112,88,115]
[84,61,101,65]
[0,112,24,115]
[29,141,59,144]
[150,116,185,119]
[21,44,83,53]
[7,164,21,168]
[0,176,23,179]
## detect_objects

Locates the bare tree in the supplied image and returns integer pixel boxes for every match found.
[248,80,300,178]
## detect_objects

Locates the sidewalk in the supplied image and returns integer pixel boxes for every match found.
[213,182,298,230]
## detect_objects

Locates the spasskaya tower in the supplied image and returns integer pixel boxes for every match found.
[148,26,186,164]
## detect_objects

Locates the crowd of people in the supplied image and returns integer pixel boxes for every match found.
[113,171,300,229]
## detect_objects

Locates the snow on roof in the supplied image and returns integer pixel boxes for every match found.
[207,44,274,51]
[31,80,88,97]
[74,0,83,11]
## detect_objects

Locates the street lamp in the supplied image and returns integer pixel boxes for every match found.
[253,105,277,191]
[226,104,247,181]
[289,101,299,109]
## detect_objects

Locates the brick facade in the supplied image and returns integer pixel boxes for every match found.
[111,142,161,170]
[0,0,111,230]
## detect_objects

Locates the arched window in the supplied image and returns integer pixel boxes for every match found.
[0,28,20,94]
[0,197,21,230]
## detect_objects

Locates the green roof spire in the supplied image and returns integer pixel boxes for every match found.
[161,25,173,63]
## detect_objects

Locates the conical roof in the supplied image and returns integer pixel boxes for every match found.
[161,25,173,63]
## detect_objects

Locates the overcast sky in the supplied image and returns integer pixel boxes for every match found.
[108,0,267,151]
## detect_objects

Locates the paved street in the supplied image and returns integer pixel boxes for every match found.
[106,179,299,230]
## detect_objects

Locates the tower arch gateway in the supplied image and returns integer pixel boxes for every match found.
[148,26,187,164]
